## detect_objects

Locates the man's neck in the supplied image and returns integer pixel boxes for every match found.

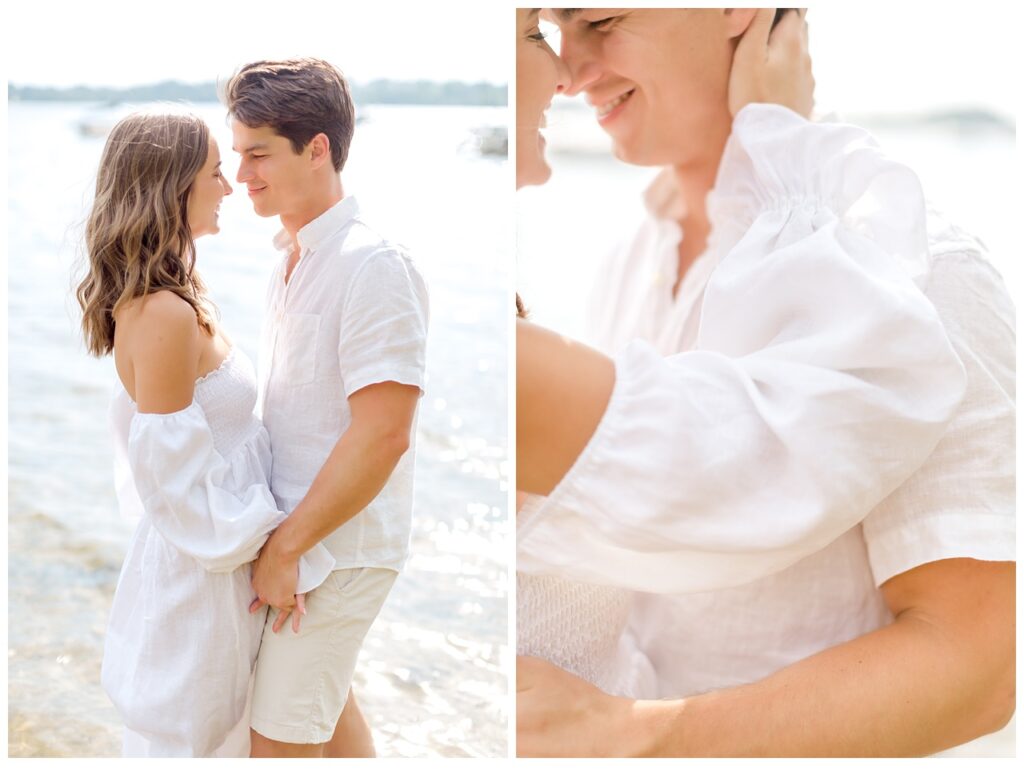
[280,177,345,258]
[669,127,730,294]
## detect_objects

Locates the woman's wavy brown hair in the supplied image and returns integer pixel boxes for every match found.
[77,111,216,357]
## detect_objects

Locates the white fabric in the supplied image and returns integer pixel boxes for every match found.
[518,104,970,592]
[516,497,655,698]
[521,104,1015,718]
[250,567,399,744]
[259,196,429,572]
[103,347,334,757]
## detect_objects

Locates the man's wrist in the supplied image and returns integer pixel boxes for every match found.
[627,698,687,758]
[267,520,305,563]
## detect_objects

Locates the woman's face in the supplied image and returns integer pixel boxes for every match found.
[516,8,570,188]
[187,136,233,238]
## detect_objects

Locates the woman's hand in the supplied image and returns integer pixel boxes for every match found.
[278,592,307,634]
[250,589,307,634]
[728,8,814,118]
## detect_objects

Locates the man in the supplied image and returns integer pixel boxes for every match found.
[516,9,1014,756]
[225,58,429,758]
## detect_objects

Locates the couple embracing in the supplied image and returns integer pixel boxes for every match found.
[516,8,1014,757]
[77,58,428,757]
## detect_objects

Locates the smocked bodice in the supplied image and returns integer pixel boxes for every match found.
[192,347,262,457]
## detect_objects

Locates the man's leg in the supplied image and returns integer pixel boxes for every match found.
[248,688,373,757]
[248,568,398,759]
[325,689,376,758]
[249,729,325,758]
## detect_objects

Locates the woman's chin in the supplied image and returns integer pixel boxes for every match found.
[517,157,553,188]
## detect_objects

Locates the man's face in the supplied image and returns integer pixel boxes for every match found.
[231,120,312,219]
[554,9,734,167]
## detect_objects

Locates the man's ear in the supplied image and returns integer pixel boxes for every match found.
[309,133,332,170]
[722,8,758,39]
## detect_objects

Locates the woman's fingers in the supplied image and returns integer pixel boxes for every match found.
[292,593,307,634]
[272,608,291,633]
[728,8,777,117]
[249,597,267,614]
[736,8,775,67]
[770,7,808,58]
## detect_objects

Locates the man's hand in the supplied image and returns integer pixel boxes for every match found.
[729,8,814,118]
[249,533,304,633]
[517,656,662,757]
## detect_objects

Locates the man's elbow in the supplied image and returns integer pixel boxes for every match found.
[372,424,411,463]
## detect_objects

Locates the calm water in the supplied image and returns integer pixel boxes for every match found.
[7,102,510,758]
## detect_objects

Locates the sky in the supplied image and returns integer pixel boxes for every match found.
[5,2,1020,119]
[805,2,1018,118]
[6,0,509,87]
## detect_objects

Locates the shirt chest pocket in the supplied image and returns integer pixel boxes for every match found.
[277,313,321,386]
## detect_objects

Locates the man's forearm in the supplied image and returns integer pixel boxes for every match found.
[269,423,408,561]
[635,613,1013,757]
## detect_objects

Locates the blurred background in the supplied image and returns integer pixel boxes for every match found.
[517,4,1016,758]
[6,0,509,759]
[519,4,1018,338]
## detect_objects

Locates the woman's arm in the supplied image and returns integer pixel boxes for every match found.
[119,292,334,590]
[516,319,614,495]
[517,557,1016,757]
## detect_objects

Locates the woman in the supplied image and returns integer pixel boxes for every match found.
[515,4,970,730]
[76,111,333,757]
[515,6,652,698]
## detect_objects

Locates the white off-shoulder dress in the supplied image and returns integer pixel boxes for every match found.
[102,346,335,757]
[517,104,970,692]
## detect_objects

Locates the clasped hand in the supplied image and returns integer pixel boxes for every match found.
[249,537,306,634]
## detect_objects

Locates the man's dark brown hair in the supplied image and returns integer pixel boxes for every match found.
[224,58,355,173]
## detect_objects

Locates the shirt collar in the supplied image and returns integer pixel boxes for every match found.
[272,195,360,254]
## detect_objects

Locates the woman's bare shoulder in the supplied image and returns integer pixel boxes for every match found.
[116,290,199,350]
[115,291,202,410]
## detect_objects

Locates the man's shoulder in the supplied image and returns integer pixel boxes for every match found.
[925,206,989,260]
[923,206,1012,305]
[921,206,1014,385]
[322,216,414,275]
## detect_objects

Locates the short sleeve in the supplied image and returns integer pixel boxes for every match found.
[338,247,429,398]
[863,249,1016,585]
[128,401,334,590]
[518,105,968,594]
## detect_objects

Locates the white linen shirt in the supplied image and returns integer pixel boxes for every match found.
[259,196,429,572]
[517,105,1015,695]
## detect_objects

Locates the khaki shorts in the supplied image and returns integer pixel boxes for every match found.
[250,567,398,745]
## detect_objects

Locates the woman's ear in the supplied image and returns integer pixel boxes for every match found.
[722,8,759,39]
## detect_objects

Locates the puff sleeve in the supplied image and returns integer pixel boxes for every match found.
[518,105,967,594]
[127,401,334,593]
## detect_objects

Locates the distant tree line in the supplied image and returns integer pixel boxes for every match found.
[8,79,507,106]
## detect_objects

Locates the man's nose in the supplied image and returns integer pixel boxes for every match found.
[561,35,601,97]
[236,162,251,185]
